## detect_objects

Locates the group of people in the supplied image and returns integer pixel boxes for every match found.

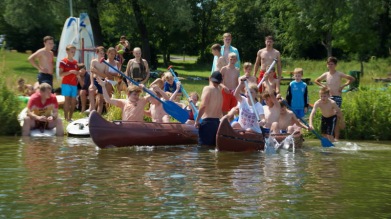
[22,33,355,146]
[200,33,355,146]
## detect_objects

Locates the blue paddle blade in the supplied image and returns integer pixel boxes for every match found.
[321,137,334,147]
[162,101,189,124]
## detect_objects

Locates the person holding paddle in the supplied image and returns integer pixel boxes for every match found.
[230,78,265,133]
[309,87,342,142]
[96,77,157,122]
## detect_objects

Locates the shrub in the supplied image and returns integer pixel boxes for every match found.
[0,80,23,135]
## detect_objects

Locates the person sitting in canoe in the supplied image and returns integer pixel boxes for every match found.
[229,78,265,133]
[22,83,64,136]
[261,72,281,133]
[145,82,172,123]
[96,77,158,122]
[272,100,309,134]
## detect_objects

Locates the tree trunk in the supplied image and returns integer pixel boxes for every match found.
[131,0,151,64]
[86,0,104,46]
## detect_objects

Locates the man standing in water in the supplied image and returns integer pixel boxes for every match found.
[28,36,55,89]
[253,36,282,93]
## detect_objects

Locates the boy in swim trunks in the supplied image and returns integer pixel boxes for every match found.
[87,46,107,115]
[195,71,223,147]
[253,36,282,93]
[309,87,342,142]
[220,52,240,115]
[59,45,80,122]
[28,36,55,90]
[314,57,355,140]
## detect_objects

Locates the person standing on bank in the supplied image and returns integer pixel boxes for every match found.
[125,47,150,84]
[211,33,240,74]
[253,36,282,93]
[28,36,55,89]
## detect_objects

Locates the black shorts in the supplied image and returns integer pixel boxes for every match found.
[331,96,342,108]
[198,118,220,146]
[93,78,103,94]
[37,72,53,88]
[321,115,337,136]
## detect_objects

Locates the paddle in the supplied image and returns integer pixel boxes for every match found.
[244,80,261,123]
[257,58,278,88]
[100,58,188,124]
[167,66,199,120]
[282,100,334,147]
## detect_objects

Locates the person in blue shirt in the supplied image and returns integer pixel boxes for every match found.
[286,68,309,118]
[163,72,182,99]
[211,33,240,74]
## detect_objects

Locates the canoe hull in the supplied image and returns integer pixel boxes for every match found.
[89,111,198,149]
[216,116,304,152]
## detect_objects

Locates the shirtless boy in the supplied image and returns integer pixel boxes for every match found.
[211,44,227,72]
[28,36,55,88]
[195,71,223,147]
[96,77,156,122]
[273,101,309,134]
[239,62,257,84]
[87,46,107,114]
[309,87,342,142]
[220,52,240,114]
[253,36,282,92]
[262,73,281,133]
[314,57,354,140]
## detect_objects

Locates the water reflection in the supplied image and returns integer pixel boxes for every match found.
[0,137,390,218]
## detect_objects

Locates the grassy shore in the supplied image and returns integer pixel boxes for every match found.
[1,50,391,139]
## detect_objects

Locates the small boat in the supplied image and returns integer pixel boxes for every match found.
[216,116,304,152]
[89,111,198,149]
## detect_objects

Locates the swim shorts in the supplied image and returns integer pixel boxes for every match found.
[198,118,220,146]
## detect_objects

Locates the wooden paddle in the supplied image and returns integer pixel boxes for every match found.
[167,66,199,120]
[100,58,189,124]
[257,58,278,88]
[282,100,334,147]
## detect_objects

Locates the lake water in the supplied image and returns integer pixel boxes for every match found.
[0,136,390,218]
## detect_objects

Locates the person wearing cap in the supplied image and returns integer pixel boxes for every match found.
[195,71,223,147]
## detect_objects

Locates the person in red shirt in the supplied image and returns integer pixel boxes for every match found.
[59,45,80,122]
[22,83,64,136]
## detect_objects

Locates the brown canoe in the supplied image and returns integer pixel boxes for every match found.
[216,116,304,152]
[89,111,198,149]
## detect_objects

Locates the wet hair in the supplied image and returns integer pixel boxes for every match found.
[95,46,105,54]
[327,56,338,65]
[127,85,142,95]
[43,36,53,43]
[211,44,221,51]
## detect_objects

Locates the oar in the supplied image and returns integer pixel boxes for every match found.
[100,58,188,124]
[257,58,278,88]
[244,80,261,123]
[167,66,199,120]
[282,100,334,147]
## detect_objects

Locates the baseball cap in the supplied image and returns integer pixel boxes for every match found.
[210,71,222,84]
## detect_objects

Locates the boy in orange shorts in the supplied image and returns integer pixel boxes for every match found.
[220,52,240,114]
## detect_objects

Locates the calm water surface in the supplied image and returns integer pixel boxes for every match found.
[0,136,390,218]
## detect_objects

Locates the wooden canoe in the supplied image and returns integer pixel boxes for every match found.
[89,111,198,149]
[216,116,304,152]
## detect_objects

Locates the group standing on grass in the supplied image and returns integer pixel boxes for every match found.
[23,34,354,143]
